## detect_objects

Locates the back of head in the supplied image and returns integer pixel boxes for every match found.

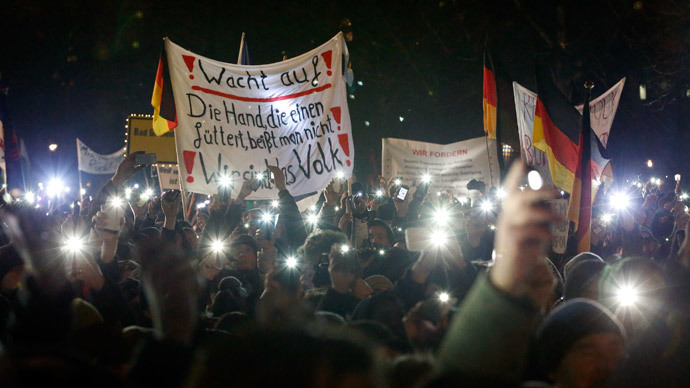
[564,260,607,301]
[537,298,626,377]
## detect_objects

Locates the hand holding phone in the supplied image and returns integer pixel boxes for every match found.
[396,185,409,201]
[135,153,157,166]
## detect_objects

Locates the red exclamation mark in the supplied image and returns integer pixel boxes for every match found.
[183,55,196,80]
[330,107,341,131]
[183,150,196,183]
[338,134,351,166]
[321,50,333,76]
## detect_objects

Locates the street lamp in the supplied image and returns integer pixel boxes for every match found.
[49,143,58,152]
[647,159,653,168]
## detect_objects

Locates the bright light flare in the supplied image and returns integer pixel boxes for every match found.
[261,212,274,223]
[108,196,124,208]
[480,200,494,213]
[495,187,506,200]
[527,170,543,190]
[24,192,35,204]
[394,179,402,186]
[647,159,653,168]
[218,175,233,187]
[335,171,346,179]
[438,292,450,303]
[610,192,630,210]
[616,285,639,307]
[379,249,385,256]
[431,230,448,247]
[48,143,58,152]
[434,208,450,225]
[125,188,133,200]
[601,213,614,224]
[421,173,432,184]
[255,173,265,181]
[211,240,225,253]
[64,237,84,254]
[681,193,689,201]
[271,200,279,208]
[46,179,64,197]
[307,213,319,225]
[375,189,384,198]
[340,245,350,253]
[285,256,299,268]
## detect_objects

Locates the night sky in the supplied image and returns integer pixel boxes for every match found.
[2,0,689,190]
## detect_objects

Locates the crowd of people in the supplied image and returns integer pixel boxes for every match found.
[0,151,688,388]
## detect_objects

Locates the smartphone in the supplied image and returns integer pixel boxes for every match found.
[102,200,125,233]
[397,185,409,201]
[260,213,277,241]
[405,227,427,252]
[135,153,157,166]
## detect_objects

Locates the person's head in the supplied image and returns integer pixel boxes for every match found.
[211,276,248,316]
[598,257,667,336]
[537,299,627,388]
[0,244,24,293]
[650,209,674,241]
[564,260,607,301]
[230,234,260,270]
[298,230,349,266]
[368,219,395,248]
[564,252,604,279]
[351,290,407,340]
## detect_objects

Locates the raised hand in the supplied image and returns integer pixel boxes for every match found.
[112,151,145,187]
[267,165,286,191]
[491,162,560,307]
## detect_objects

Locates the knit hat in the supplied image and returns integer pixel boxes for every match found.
[536,298,626,374]
[563,252,604,278]
[564,260,607,300]
[218,276,248,298]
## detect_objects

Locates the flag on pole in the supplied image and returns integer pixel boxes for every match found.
[532,65,610,194]
[567,83,597,253]
[151,46,178,136]
[237,32,252,65]
[0,83,25,192]
[482,53,497,140]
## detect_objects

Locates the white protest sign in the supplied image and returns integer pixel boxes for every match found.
[575,78,624,148]
[76,138,125,175]
[513,82,554,188]
[165,33,353,199]
[157,164,181,191]
[381,136,500,199]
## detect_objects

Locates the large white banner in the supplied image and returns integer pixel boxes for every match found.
[513,82,554,188]
[157,164,180,191]
[76,138,125,175]
[382,136,500,199]
[575,78,625,148]
[165,33,353,199]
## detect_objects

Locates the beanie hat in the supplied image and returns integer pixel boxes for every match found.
[218,276,248,298]
[564,260,607,300]
[563,252,604,278]
[230,234,260,253]
[536,298,626,374]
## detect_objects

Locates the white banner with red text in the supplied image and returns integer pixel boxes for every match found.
[381,136,500,200]
[165,33,353,199]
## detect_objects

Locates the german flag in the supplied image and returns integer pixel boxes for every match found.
[568,84,595,252]
[482,53,497,140]
[532,65,611,194]
[151,46,177,136]
[483,51,520,154]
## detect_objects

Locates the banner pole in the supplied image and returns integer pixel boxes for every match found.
[484,134,495,188]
